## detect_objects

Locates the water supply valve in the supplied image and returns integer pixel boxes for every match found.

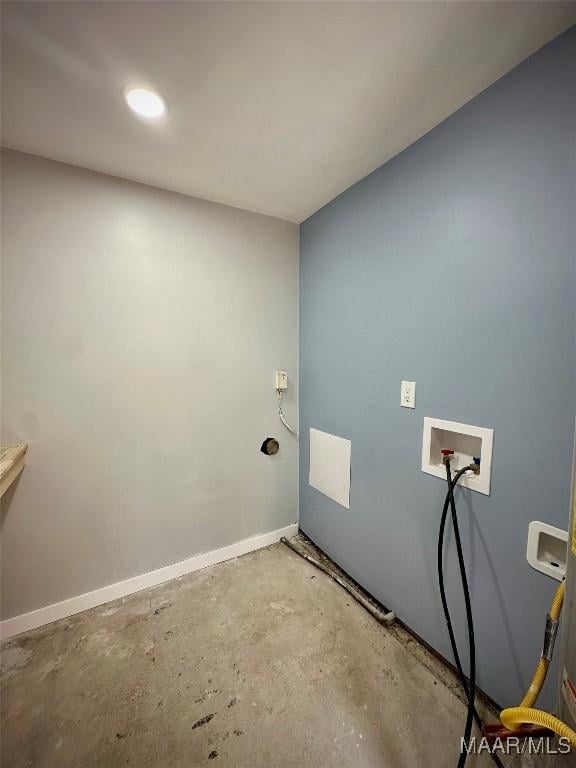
[441,449,454,465]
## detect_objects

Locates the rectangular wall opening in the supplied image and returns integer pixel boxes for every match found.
[421,418,494,495]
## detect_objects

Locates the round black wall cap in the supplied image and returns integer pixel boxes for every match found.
[261,437,279,455]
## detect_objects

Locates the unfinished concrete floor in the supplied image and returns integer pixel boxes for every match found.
[1,541,495,767]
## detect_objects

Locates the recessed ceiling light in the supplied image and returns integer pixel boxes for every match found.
[124,87,166,119]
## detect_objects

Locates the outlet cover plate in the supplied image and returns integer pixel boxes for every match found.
[401,381,416,408]
[275,370,288,391]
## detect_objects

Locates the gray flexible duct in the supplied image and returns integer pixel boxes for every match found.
[277,391,298,436]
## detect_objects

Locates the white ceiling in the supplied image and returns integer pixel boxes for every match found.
[2,2,575,223]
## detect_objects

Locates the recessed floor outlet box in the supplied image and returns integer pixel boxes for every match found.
[421,417,494,495]
[526,521,568,582]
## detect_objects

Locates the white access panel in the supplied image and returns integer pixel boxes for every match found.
[309,428,351,509]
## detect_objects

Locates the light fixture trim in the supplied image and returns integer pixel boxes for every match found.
[124,87,166,119]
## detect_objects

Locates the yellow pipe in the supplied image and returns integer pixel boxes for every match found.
[520,658,548,709]
[519,581,564,708]
[500,581,575,745]
[500,707,576,748]
[550,580,566,619]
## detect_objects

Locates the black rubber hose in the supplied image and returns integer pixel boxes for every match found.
[443,462,477,768]
[437,468,474,697]
[437,470,505,768]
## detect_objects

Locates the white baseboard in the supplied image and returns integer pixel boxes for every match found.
[1,522,299,640]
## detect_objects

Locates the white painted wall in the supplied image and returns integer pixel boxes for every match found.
[0,149,299,620]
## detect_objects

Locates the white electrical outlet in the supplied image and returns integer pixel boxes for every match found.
[401,381,416,408]
[276,370,288,391]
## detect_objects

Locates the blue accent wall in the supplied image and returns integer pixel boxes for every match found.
[299,27,576,708]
